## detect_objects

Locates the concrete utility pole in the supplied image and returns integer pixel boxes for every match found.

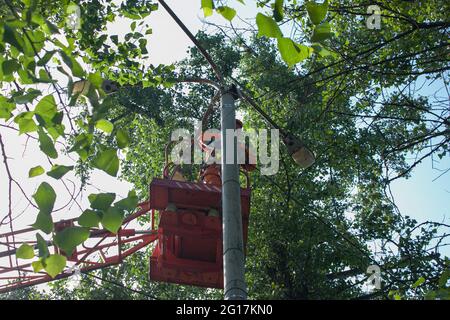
[220,87,247,300]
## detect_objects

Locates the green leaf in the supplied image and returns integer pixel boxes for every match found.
[45,20,59,34]
[311,43,333,57]
[3,24,24,53]
[116,129,129,149]
[78,209,101,228]
[438,269,450,288]
[33,182,56,214]
[2,60,20,76]
[37,128,58,159]
[29,165,45,177]
[18,118,38,134]
[95,119,114,133]
[101,207,124,234]
[16,243,35,259]
[47,165,74,179]
[47,124,65,141]
[93,148,119,176]
[311,22,333,42]
[54,227,90,256]
[34,95,57,119]
[32,211,53,234]
[37,50,56,66]
[114,190,138,211]
[37,69,54,83]
[306,0,328,25]
[36,233,49,258]
[44,254,66,278]
[13,89,41,104]
[110,35,119,45]
[88,72,103,89]
[201,0,214,17]
[0,96,15,120]
[412,277,426,288]
[69,133,92,153]
[256,13,282,38]
[277,38,312,66]
[32,260,45,272]
[88,193,116,211]
[59,51,84,78]
[273,0,284,22]
[216,6,236,21]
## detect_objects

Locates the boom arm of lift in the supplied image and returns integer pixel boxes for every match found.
[0,202,157,294]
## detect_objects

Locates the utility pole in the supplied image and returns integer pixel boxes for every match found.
[220,86,247,300]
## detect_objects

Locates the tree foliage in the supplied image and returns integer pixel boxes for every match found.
[0,0,449,300]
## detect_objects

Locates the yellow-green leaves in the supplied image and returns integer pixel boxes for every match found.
[16,243,35,259]
[412,277,426,289]
[311,44,333,57]
[54,227,90,256]
[18,117,38,134]
[311,22,333,42]
[29,165,45,177]
[201,0,214,17]
[256,13,282,38]
[95,119,114,133]
[32,260,45,272]
[44,254,66,278]
[93,148,119,176]
[217,6,236,21]
[277,38,313,66]
[88,72,103,89]
[34,95,57,120]
[306,0,328,25]
[306,1,332,43]
[201,1,236,21]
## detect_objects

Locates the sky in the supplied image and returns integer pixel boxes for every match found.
[0,0,448,287]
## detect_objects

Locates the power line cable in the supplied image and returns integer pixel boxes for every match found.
[83,272,159,300]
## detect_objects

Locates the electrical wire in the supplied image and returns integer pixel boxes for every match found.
[83,272,159,300]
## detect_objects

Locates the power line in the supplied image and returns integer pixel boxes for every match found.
[157,0,223,83]
[83,272,159,300]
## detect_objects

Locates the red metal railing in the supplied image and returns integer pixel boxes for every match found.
[0,202,157,294]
